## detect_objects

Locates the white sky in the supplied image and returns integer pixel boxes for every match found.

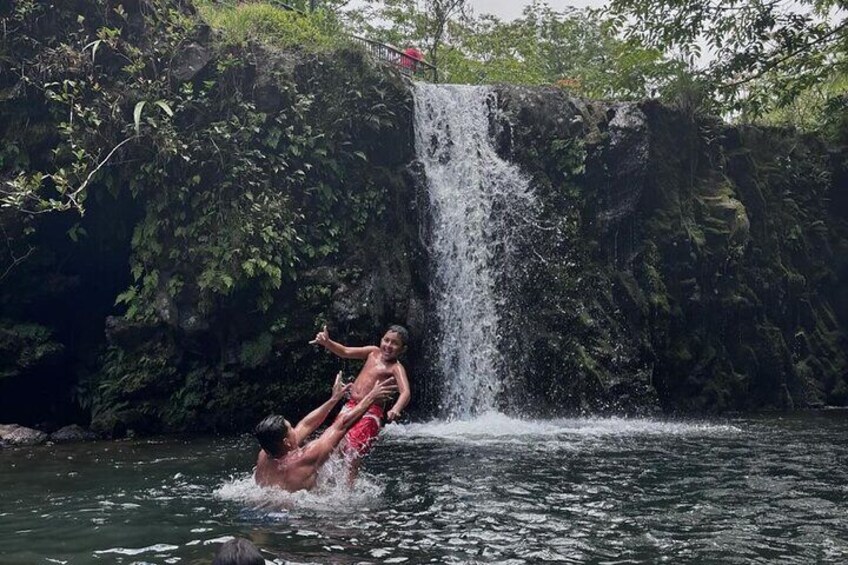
[468,0,607,20]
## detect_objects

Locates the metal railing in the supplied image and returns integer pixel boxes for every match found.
[349,35,438,82]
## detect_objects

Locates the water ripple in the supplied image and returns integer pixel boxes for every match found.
[1,415,846,563]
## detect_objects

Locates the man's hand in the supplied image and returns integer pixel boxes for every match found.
[332,371,351,399]
[309,324,330,347]
[367,377,398,403]
[387,409,401,422]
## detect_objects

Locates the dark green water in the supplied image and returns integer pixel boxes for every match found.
[2,413,846,564]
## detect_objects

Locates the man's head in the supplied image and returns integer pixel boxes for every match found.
[379,324,409,361]
[254,415,295,458]
[212,538,264,565]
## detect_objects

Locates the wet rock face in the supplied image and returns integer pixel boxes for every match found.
[492,87,848,415]
[593,103,649,234]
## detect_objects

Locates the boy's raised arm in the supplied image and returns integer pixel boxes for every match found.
[309,325,377,359]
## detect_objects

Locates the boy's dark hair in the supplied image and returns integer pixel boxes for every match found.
[387,324,409,347]
[254,415,288,458]
[213,537,264,565]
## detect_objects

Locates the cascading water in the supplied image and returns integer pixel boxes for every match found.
[413,83,537,420]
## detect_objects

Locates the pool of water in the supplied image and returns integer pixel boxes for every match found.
[2,412,847,564]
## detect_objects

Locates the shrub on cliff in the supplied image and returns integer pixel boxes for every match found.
[196,1,344,49]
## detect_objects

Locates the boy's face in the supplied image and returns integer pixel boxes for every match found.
[379,330,405,361]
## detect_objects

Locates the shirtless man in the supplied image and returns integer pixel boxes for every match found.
[310,325,411,475]
[254,372,396,492]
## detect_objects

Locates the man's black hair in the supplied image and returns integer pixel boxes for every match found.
[254,415,288,458]
[212,537,264,565]
[387,324,409,347]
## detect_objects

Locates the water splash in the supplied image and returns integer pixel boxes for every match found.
[414,83,537,420]
[214,454,384,513]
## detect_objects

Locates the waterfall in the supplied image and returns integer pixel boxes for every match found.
[413,83,537,420]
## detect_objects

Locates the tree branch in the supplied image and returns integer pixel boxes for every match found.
[62,135,136,213]
[719,19,848,90]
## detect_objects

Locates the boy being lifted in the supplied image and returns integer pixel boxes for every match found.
[310,324,411,476]
[254,373,397,492]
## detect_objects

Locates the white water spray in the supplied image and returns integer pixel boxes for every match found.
[414,84,536,419]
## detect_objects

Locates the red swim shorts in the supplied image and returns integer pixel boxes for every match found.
[342,399,384,457]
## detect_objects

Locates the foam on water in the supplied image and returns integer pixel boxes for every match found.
[214,454,383,513]
[93,543,180,556]
[383,412,741,444]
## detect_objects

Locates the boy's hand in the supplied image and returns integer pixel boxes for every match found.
[332,371,351,399]
[387,409,401,422]
[309,324,330,347]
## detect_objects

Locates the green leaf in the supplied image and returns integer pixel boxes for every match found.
[154,100,174,117]
[134,101,146,135]
[83,39,102,63]
[115,286,137,306]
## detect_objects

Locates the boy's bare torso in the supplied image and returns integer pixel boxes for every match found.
[349,350,404,406]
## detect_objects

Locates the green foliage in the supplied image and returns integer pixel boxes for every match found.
[85,342,179,434]
[1,1,197,214]
[353,0,687,98]
[1,0,410,429]
[0,320,64,380]
[1,0,402,321]
[196,1,344,49]
[451,4,686,99]
[351,0,469,69]
[240,332,274,368]
[605,0,848,117]
[755,72,848,133]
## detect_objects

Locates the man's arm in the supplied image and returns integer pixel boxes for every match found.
[309,325,377,359]
[299,378,397,468]
[292,371,350,446]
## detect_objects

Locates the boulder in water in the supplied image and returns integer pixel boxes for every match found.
[0,424,48,446]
